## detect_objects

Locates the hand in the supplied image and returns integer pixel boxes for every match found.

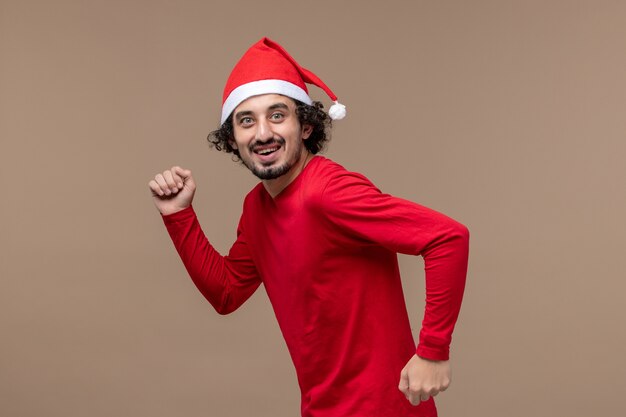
[398,354,451,406]
[148,166,196,215]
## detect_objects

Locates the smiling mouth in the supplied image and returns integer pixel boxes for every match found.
[251,139,284,158]
[254,146,280,156]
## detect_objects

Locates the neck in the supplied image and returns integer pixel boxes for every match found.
[263,151,312,198]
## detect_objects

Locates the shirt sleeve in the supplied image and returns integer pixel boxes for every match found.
[161,205,262,315]
[319,170,469,360]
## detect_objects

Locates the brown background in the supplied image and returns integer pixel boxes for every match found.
[2,1,625,416]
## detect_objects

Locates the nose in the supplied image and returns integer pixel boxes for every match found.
[255,118,274,141]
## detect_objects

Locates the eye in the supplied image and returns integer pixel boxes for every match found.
[239,117,254,127]
[269,112,284,121]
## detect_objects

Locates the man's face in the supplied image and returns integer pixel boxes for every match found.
[231,94,312,180]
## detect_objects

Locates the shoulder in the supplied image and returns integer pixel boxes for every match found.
[306,156,375,188]
[241,182,265,211]
[304,156,382,210]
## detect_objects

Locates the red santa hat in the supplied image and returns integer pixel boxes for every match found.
[220,37,346,125]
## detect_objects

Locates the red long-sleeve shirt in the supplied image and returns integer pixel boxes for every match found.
[162,156,469,417]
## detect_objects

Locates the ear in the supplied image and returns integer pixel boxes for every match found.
[229,138,238,150]
[301,124,313,140]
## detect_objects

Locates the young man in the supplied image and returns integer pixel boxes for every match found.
[148,37,469,417]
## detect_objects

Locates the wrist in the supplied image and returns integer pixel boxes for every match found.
[160,204,192,217]
[417,355,448,363]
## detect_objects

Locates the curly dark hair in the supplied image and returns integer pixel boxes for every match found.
[207,99,331,160]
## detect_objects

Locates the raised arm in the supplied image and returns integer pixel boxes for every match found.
[149,166,261,314]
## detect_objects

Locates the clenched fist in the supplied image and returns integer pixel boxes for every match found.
[398,354,450,406]
[148,166,196,215]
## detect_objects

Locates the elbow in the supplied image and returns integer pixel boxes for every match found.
[456,224,470,262]
[211,292,240,315]
[457,222,470,243]
[200,290,237,315]
[214,302,238,315]
[448,221,470,250]
[215,306,235,315]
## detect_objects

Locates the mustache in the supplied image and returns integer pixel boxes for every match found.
[249,137,285,151]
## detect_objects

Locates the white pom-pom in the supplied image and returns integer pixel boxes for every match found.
[328,101,346,120]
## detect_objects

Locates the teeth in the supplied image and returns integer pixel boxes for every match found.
[257,147,278,155]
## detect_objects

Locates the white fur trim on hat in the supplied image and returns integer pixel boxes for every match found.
[221,79,312,124]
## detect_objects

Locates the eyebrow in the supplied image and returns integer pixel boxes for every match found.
[234,110,253,121]
[268,103,289,111]
[234,102,290,121]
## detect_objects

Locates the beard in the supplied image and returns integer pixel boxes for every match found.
[241,137,303,180]
[250,162,293,180]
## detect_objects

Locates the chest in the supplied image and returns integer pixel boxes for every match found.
[242,194,325,284]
